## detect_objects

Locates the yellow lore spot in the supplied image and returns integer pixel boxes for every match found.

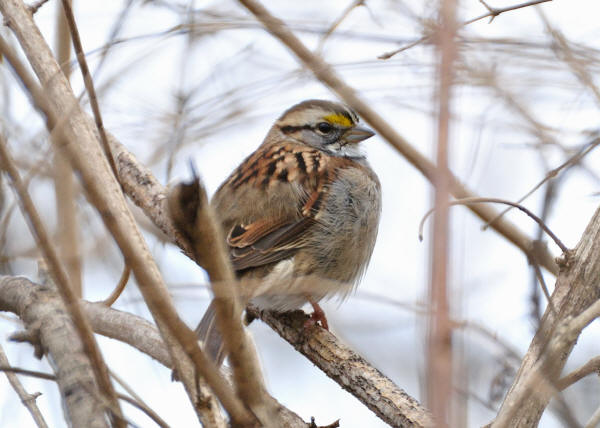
[323,113,353,127]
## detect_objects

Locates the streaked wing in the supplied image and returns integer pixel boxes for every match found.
[228,216,316,272]
[219,142,335,274]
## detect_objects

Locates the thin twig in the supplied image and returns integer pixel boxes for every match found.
[378,0,552,59]
[528,255,556,314]
[0,365,171,428]
[28,0,49,14]
[0,346,49,428]
[557,356,600,391]
[418,197,568,253]
[316,0,365,53]
[110,370,171,428]
[484,137,600,230]
[100,264,130,307]
[59,0,120,183]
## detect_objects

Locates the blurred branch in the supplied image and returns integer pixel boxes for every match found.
[378,0,552,59]
[492,205,600,427]
[237,0,558,276]
[538,9,600,107]
[167,175,273,422]
[426,0,456,423]
[53,0,82,297]
[0,344,48,428]
[249,307,435,428]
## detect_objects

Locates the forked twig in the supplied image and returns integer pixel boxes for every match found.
[378,0,552,59]
[484,137,600,230]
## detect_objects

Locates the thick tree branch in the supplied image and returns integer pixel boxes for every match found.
[0,276,109,428]
[0,276,310,428]
[492,205,600,427]
[251,308,435,428]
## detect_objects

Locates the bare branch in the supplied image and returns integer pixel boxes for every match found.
[167,175,272,420]
[418,197,568,254]
[557,356,600,391]
[251,307,435,428]
[379,0,553,59]
[0,344,49,428]
[0,276,110,427]
[492,205,600,427]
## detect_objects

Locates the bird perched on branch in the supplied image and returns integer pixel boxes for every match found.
[197,99,381,365]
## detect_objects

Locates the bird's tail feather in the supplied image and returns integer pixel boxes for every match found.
[195,301,226,366]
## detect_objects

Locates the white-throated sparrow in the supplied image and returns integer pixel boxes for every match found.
[197,99,381,364]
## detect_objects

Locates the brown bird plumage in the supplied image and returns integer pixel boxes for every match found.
[197,100,381,365]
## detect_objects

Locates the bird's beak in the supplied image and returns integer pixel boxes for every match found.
[343,126,375,145]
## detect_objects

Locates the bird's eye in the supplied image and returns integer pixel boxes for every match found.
[317,122,333,134]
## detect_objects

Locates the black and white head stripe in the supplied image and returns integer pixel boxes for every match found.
[276,100,359,132]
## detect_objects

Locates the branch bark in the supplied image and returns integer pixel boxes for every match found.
[0,276,310,428]
[492,205,600,427]
[251,308,435,428]
[0,276,109,428]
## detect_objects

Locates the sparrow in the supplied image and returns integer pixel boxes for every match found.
[197,99,381,365]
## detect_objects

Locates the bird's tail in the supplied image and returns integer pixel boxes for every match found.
[195,301,226,366]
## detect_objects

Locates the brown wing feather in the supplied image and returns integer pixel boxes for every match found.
[219,142,336,274]
[229,216,317,272]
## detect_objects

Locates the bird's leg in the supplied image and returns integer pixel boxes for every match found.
[304,295,329,331]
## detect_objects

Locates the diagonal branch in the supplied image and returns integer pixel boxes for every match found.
[492,205,600,427]
[0,343,48,428]
[251,307,435,427]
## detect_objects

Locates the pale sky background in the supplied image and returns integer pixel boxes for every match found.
[1,1,600,427]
